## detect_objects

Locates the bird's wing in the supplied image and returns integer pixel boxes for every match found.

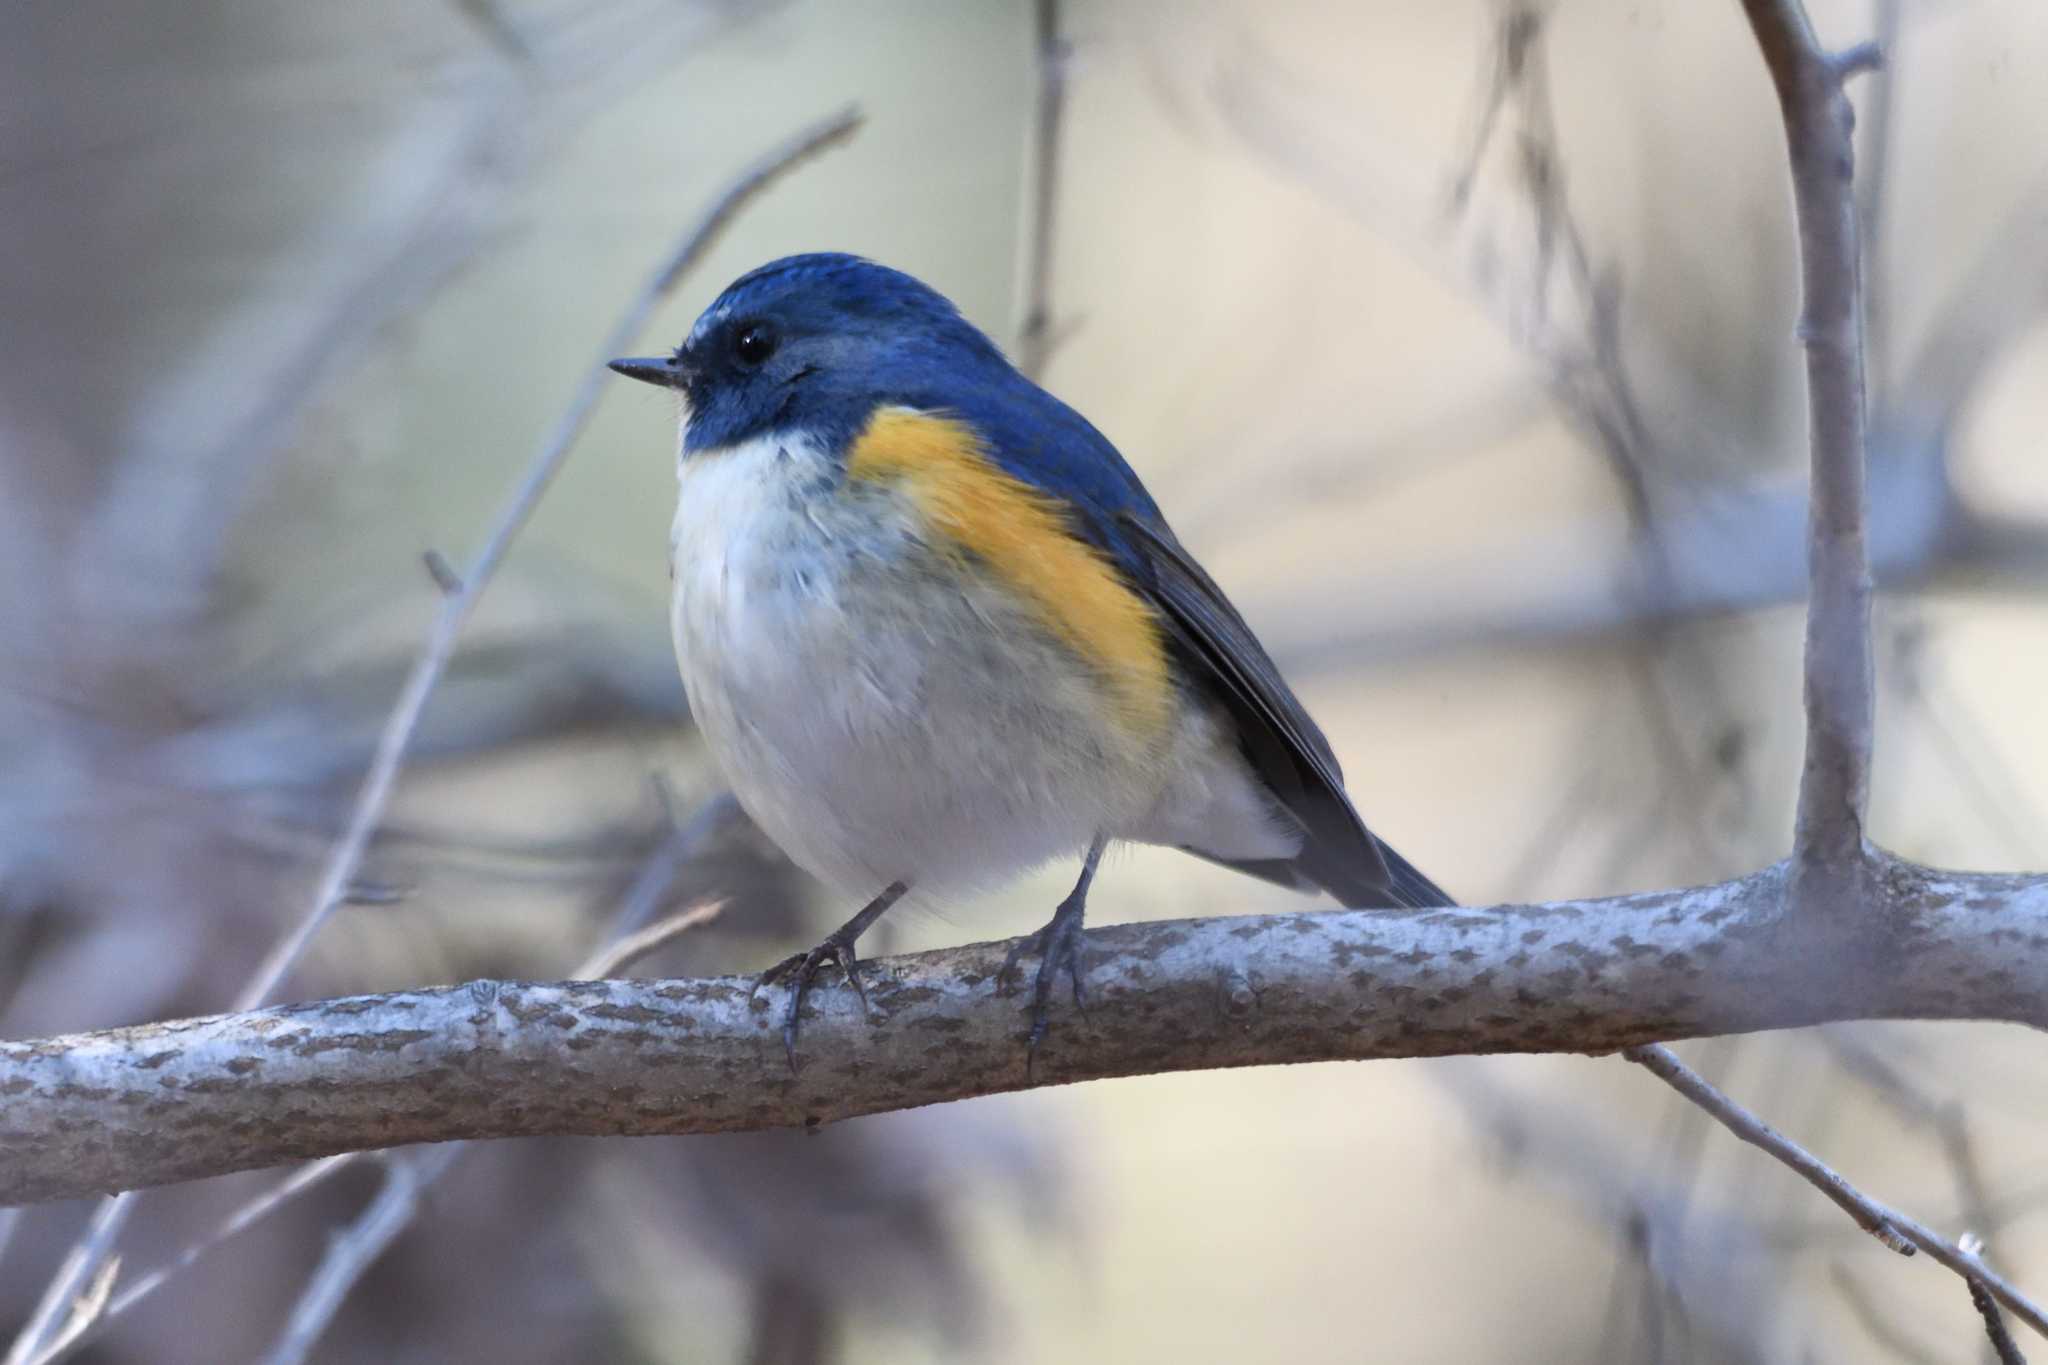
[904,375,1448,908]
[1117,513,1452,909]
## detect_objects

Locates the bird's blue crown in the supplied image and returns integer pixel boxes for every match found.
[670,252,1161,536]
[675,253,1009,454]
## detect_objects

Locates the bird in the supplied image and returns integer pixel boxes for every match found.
[610,253,1451,1067]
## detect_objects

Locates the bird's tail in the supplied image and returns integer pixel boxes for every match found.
[1368,838,1456,910]
[1200,833,1455,910]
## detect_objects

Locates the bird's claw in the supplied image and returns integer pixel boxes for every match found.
[1001,896,1089,1078]
[754,931,870,1071]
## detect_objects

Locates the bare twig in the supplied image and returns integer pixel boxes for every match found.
[1828,1024,2030,1357]
[1737,0,1879,893]
[16,839,733,1365]
[597,790,740,945]
[240,824,733,1365]
[24,799,739,1365]
[101,1159,357,1326]
[1625,1042,1912,1253]
[255,1147,463,1365]
[1623,1043,2048,1342]
[17,1158,360,1365]
[16,1258,117,1365]
[1015,0,1068,381]
[1442,5,1765,896]
[2,107,861,1365]
[1965,1233,2032,1365]
[580,899,726,979]
[5,1203,131,1365]
[1976,1281,2032,1365]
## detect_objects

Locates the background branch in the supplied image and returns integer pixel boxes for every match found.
[1623,1043,2048,1339]
[20,827,729,1365]
[1014,0,1068,381]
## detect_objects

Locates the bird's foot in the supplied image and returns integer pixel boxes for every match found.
[1000,891,1089,1076]
[754,930,870,1072]
[752,882,907,1072]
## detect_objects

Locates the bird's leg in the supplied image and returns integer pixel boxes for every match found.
[755,880,908,1069]
[1001,834,1107,1067]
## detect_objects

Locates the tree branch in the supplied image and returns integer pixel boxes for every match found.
[4,854,2046,1208]
[252,1147,463,1365]
[1623,1044,2048,1339]
[1737,0,1879,899]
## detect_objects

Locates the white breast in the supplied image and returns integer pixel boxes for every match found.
[668,429,1301,901]
[668,431,838,699]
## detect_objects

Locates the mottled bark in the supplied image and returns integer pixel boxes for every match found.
[6,855,2045,1206]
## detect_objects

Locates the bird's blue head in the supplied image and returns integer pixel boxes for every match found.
[609,253,1013,455]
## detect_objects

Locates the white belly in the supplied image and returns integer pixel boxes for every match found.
[668,430,1299,899]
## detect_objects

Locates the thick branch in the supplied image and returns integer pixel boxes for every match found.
[5,856,2046,1207]
[1738,0,1878,887]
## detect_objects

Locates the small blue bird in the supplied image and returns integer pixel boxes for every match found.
[610,253,1450,1064]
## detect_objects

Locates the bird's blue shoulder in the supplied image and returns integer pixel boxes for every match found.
[866,362,1166,562]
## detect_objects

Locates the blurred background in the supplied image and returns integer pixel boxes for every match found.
[4,0,2047,1360]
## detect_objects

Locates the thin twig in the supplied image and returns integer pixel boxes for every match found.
[1,107,861,1365]
[580,899,726,979]
[1966,1234,2031,1365]
[4,1203,131,1365]
[255,1147,463,1365]
[1623,1043,2048,1341]
[1015,0,1068,381]
[17,1158,359,1365]
[242,821,734,1365]
[25,802,737,1365]
[103,1159,357,1324]
[597,790,739,945]
[15,1259,117,1365]
[1737,0,1879,889]
[1829,1025,2029,1357]
[1976,1281,2031,1365]
[48,785,741,1365]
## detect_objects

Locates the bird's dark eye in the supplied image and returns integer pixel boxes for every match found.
[733,322,778,366]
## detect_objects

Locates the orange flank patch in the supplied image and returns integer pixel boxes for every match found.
[847,406,1170,737]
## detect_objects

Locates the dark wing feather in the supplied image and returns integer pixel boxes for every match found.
[1118,514,1452,910]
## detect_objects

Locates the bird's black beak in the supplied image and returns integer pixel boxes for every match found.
[608,355,685,389]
